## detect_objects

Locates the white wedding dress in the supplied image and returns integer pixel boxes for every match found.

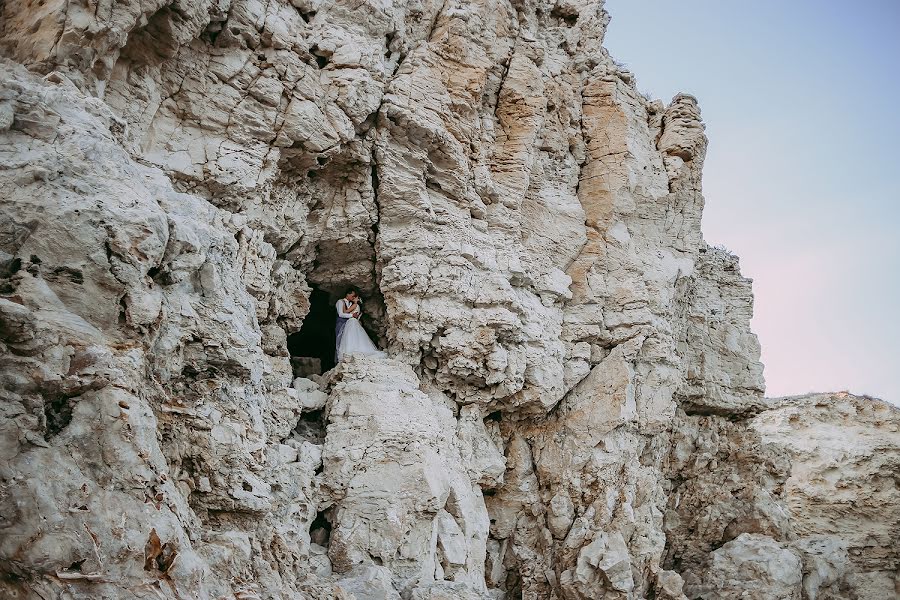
[337,316,385,361]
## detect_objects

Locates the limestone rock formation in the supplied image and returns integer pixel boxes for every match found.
[751,392,900,600]
[0,0,897,599]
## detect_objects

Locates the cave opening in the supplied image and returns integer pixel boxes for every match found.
[44,395,76,440]
[288,287,336,375]
[309,509,332,548]
[293,408,326,445]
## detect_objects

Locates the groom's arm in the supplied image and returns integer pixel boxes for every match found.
[336,301,354,318]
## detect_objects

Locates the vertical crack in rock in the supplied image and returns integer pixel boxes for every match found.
[0,1,897,599]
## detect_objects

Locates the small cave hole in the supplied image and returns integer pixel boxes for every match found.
[384,32,394,60]
[294,408,326,444]
[550,6,579,26]
[486,410,502,422]
[298,9,316,23]
[309,45,331,68]
[67,559,86,572]
[482,488,497,497]
[116,6,181,64]
[117,294,128,326]
[309,509,332,547]
[316,155,329,166]
[201,20,224,44]
[0,257,22,279]
[506,570,524,600]
[242,481,253,492]
[44,395,76,440]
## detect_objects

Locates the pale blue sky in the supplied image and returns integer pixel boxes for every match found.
[603,0,899,403]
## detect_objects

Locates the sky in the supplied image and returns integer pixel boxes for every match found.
[603,0,899,404]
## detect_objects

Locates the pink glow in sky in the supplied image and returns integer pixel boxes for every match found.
[604,0,899,404]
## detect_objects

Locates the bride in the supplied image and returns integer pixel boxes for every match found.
[335,288,385,362]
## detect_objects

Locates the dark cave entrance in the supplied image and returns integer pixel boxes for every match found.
[288,287,336,375]
[309,509,332,548]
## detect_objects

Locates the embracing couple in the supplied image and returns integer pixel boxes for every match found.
[335,288,385,362]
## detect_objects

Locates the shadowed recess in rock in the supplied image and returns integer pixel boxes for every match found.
[288,286,336,374]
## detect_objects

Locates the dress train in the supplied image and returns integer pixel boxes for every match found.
[337,317,385,361]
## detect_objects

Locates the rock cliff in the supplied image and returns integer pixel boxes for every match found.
[0,0,896,598]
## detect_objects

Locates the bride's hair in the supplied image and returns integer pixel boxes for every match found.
[344,286,360,298]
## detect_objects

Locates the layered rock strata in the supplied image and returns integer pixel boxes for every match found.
[0,0,897,599]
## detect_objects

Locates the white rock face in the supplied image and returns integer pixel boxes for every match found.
[0,1,897,599]
[320,356,491,595]
[751,392,900,600]
[698,533,803,600]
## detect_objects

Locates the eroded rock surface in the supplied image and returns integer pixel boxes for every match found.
[1,0,897,599]
[751,392,900,600]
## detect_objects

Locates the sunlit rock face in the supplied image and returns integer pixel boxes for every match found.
[0,1,896,599]
[748,393,900,600]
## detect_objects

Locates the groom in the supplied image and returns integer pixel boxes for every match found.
[335,287,360,361]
